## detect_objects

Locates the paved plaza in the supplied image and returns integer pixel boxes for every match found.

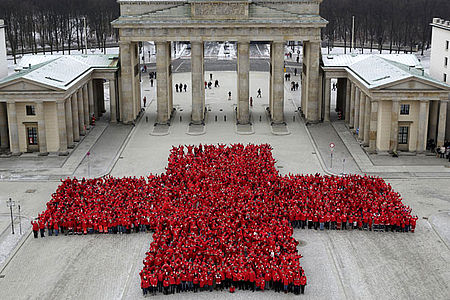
[0,66,449,299]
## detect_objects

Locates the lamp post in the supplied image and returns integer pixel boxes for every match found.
[6,198,15,234]
[17,201,22,235]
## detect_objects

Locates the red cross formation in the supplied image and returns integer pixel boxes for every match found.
[37,144,413,294]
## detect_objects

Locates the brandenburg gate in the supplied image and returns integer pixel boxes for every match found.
[112,0,327,125]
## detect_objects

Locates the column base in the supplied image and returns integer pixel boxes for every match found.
[73,138,80,142]
[11,151,22,156]
[80,132,86,136]
[110,119,117,124]
[68,144,75,149]
[38,152,49,156]
[59,151,69,156]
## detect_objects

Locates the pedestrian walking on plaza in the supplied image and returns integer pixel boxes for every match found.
[208,82,212,89]
[295,82,299,91]
[150,79,154,87]
[143,96,147,107]
[39,220,45,237]
[210,73,213,81]
[296,56,300,63]
[294,68,297,76]
[205,81,208,89]
[215,79,219,87]
[184,84,187,92]
[257,88,262,98]
[250,97,253,107]
[228,91,232,101]
[175,84,179,93]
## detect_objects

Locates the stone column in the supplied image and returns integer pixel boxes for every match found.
[156,41,172,124]
[71,93,80,142]
[35,101,48,155]
[109,78,117,123]
[390,100,400,152]
[0,102,9,149]
[88,81,95,119]
[56,101,68,155]
[363,96,371,146]
[349,82,355,128]
[83,84,90,129]
[271,41,285,123]
[119,41,134,123]
[345,79,351,123]
[65,97,74,148]
[369,100,378,153]
[416,100,428,153]
[78,88,85,135]
[324,77,331,122]
[304,41,321,122]
[191,40,205,124]
[237,41,250,124]
[6,101,20,155]
[353,87,360,133]
[358,92,366,140]
[437,100,448,147]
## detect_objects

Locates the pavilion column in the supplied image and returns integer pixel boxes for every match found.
[353,87,360,133]
[65,96,74,148]
[71,93,80,142]
[191,40,205,124]
[0,102,9,149]
[324,77,331,122]
[369,100,378,152]
[78,88,86,135]
[56,101,68,155]
[119,41,136,123]
[363,96,371,146]
[345,79,351,123]
[156,41,172,124]
[390,100,400,153]
[437,100,448,147]
[271,41,285,124]
[88,81,95,120]
[349,82,355,128]
[6,101,20,155]
[35,101,48,155]
[109,77,117,123]
[237,41,250,124]
[83,84,90,129]
[358,92,366,140]
[416,100,428,153]
[304,41,320,122]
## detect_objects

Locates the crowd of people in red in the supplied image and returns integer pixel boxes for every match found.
[34,143,415,296]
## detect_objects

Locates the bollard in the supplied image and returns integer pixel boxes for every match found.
[224,115,227,122]
[215,115,217,122]
[293,116,295,122]
[259,115,262,122]
[146,116,148,123]
[180,116,182,122]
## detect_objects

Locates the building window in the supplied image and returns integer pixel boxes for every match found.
[27,127,38,145]
[26,105,36,116]
[447,41,449,50]
[445,57,448,67]
[400,104,410,115]
[398,126,409,144]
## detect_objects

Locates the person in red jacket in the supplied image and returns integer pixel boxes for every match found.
[31,220,39,238]
[39,219,45,237]
[300,273,307,294]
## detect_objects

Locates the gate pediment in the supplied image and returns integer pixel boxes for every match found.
[190,0,249,19]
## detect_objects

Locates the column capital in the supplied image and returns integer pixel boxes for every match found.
[6,100,15,104]
[440,99,449,103]
[419,99,429,103]
[392,99,400,103]
[35,100,44,104]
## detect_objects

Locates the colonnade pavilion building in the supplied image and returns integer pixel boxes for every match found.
[0,0,449,156]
